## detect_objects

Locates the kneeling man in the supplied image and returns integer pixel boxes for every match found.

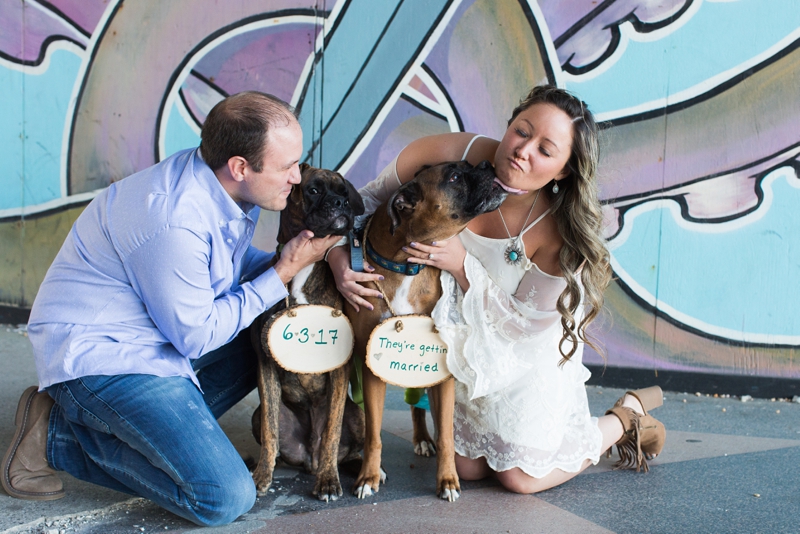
[2,92,340,526]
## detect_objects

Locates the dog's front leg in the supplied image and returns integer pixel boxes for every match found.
[429,377,460,501]
[252,358,282,496]
[411,404,436,457]
[353,360,387,498]
[313,363,349,502]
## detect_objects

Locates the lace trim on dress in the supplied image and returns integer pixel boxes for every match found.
[432,251,604,478]
[434,254,562,400]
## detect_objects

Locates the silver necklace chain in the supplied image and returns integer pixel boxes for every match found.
[497,189,540,265]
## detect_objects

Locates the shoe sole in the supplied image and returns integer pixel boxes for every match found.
[2,386,65,501]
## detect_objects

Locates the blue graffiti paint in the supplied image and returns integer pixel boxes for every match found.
[298,0,452,170]
[0,48,81,211]
[567,0,800,118]
[163,101,201,159]
[610,167,800,344]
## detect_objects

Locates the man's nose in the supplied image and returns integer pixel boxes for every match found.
[289,164,302,184]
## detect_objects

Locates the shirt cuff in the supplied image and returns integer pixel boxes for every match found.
[250,266,289,309]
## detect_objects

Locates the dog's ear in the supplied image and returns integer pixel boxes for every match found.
[299,162,311,175]
[388,182,420,235]
[343,178,365,216]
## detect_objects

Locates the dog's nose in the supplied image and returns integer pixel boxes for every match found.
[476,160,493,171]
[325,196,345,210]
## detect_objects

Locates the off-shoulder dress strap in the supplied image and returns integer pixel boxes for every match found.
[461,134,488,160]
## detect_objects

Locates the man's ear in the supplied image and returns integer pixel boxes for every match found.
[227,156,248,182]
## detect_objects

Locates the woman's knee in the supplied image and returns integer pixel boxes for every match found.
[455,454,491,481]
[495,469,544,494]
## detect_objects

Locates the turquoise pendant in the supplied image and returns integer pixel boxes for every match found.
[504,239,523,265]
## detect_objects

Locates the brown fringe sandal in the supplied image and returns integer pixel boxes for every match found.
[606,386,665,473]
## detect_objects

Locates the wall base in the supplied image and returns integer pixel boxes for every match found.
[586,364,799,399]
[0,305,30,325]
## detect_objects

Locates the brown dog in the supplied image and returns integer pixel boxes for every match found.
[250,163,365,501]
[349,160,507,501]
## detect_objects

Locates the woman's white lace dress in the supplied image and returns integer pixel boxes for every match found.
[432,227,604,477]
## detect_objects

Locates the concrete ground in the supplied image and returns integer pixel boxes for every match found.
[1,324,799,534]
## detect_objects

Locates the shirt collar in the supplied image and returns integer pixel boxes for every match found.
[193,149,250,223]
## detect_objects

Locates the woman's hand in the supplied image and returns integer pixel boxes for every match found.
[404,237,470,291]
[327,245,384,312]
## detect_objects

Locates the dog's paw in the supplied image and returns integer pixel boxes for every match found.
[313,474,343,503]
[439,487,460,502]
[352,468,387,499]
[437,475,461,503]
[353,483,375,499]
[251,465,274,497]
[414,440,436,457]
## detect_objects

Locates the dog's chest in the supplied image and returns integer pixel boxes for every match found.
[288,262,339,308]
[388,276,415,316]
[280,371,329,403]
[289,264,315,305]
[381,270,443,320]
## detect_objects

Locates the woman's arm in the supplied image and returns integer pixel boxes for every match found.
[395,132,498,183]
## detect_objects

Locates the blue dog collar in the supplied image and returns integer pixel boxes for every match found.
[365,238,425,276]
[349,229,364,273]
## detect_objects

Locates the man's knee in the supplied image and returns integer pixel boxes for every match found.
[188,467,256,527]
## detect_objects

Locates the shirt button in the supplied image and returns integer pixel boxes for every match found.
[226,238,233,244]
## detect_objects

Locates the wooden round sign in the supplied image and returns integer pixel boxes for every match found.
[365,314,452,388]
[265,305,354,374]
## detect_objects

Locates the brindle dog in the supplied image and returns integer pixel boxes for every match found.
[348,160,507,501]
[251,163,365,502]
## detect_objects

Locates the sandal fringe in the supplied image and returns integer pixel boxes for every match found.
[606,405,663,473]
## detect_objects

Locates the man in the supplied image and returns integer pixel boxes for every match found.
[1,92,340,526]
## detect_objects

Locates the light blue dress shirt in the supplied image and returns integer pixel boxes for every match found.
[28,148,287,390]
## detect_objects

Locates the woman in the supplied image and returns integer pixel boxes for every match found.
[328,85,665,493]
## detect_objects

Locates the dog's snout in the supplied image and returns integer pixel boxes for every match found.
[476,160,493,171]
[327,196,345,209]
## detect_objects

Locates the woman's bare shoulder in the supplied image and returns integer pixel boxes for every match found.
[395,132,499,183]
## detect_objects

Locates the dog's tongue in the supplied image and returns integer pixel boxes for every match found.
[494,177,528,195]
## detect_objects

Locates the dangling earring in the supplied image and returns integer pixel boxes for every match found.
[552,181,559,194]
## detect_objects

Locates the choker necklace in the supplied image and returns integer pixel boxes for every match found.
[497,189,540,265]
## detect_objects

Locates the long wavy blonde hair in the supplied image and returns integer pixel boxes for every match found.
[508,86,612,363]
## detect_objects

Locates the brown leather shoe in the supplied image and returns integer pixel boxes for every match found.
[2,386,65,500]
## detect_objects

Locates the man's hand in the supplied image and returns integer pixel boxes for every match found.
[274,230,343,285]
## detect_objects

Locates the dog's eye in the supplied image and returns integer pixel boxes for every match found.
[449,175,460,183]
[308,187,319,195]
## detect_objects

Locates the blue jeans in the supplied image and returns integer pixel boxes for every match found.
[45,331,258,526]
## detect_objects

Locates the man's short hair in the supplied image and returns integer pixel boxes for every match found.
[200,91,297,172]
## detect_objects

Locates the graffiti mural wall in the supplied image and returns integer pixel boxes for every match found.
[2,0,798,379]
